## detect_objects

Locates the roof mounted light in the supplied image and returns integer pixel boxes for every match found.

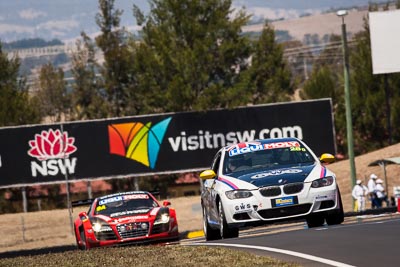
[336,10,348,17]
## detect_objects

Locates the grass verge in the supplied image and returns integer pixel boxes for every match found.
[0,245,300,267]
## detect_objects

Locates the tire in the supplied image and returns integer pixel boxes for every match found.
[74,225,82,250]
[326,188,345,225]
[306,213,325,228]
[79,229,89,250]
[218,201,239,239]
[202,206,221,241]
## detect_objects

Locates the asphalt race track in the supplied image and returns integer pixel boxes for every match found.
[1,212,399,267]
[185,213,400,267]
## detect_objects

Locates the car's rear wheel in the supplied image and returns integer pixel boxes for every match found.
[306,213,325,228]
[326,188,344,225]
[218,201,239,239]
[202,206,221,241]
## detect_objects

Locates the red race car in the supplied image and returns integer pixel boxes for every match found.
[72,191,179,250]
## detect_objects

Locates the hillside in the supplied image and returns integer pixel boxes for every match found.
[243,8,368,40]
[329,142,400,211]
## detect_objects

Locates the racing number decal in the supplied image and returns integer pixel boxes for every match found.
[290,146,306,152]
[96,205,106,212]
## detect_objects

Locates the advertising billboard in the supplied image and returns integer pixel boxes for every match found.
[0,99,335,188]
[369,9,400,75]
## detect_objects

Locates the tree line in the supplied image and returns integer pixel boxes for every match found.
[1,0,400,212]
[2,0,400,158]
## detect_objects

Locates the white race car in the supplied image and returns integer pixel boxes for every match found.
[200,137,344,240]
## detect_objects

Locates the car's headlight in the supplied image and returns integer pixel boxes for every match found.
[92,222,113,232]
[225,190,253,199]
[155,213,170,224]
[311,176,334,188]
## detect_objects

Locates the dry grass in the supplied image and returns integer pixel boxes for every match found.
[0,246,300,267]
[0,195,202,253]
[1,143,400,253]
[0,209,74,252]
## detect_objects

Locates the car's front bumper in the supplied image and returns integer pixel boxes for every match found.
[222,182,339,225]
[84,224,179,249]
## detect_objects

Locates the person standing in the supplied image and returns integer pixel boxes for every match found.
[352,179,368,212]
[375,179,389,208]
[367,174,378,208]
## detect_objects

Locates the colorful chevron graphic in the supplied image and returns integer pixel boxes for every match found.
[107,117,172,169]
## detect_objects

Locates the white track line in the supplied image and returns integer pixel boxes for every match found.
[186,242,355,267]
[316,218,400,231]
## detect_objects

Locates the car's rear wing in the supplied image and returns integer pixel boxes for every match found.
[71,198,94,207]
[150,191,160,196]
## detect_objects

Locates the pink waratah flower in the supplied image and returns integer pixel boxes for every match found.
[28,129,77,161]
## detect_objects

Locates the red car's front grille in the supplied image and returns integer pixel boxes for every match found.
[117,222,150,239]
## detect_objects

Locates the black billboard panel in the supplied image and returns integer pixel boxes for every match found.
[0,99,335,188]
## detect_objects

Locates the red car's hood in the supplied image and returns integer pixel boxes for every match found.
[93,207,162,223]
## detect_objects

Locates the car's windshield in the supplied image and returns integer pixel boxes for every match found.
[94,193,159,217]
[223,143,315,174]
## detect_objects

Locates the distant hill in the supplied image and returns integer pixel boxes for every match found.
[0,0,390,43]
[3,38,63,50]
[244,8,368,42]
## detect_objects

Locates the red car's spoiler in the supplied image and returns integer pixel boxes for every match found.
[150,191,160,196]
[71,198,94,207]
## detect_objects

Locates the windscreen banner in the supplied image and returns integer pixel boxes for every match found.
[0,99,336,188]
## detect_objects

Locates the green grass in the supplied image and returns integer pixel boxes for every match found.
[0,245,301,267]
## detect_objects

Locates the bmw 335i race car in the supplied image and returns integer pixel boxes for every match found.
[200,137,344,241]
[72,191,179,250]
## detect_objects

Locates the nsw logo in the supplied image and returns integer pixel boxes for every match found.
[108,117,172,169]
[27,129,78,177]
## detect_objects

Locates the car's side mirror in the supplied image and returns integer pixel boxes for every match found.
[79,211,88,221]
[200,169,217,180]
[163,200,171,207]
[320,153,335,164]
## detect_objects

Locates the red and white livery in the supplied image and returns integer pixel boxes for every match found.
[73,191,179,250]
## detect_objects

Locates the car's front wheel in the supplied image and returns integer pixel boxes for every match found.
[74,225,82,249]
[202,205,221,241]
[306,213,325,228]
[218,201,239,239]
[325,188,344,225]
[79,229,89,250]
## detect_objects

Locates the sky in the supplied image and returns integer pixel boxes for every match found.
[0,0,390,43]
